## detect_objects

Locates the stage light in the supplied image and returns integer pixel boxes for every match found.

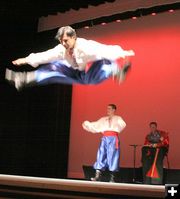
[132,16,137,20]
[72,2,179,30]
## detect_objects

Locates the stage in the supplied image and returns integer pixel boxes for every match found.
[0,174,165,199]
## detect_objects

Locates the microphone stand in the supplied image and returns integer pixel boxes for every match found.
[129,144,142,183]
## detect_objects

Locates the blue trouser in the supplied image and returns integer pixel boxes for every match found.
[93,136,120,172]
[34,59,116,85]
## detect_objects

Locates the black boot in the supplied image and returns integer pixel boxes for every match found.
[109,171,116,183]
[5,69,35,91]
[118,61,131,83]
[91,170,102,181]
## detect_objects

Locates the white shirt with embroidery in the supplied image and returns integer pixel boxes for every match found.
[25,38,133,71]
[82,115,126,133]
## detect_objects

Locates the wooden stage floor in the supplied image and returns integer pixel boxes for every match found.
[0,174,165,199]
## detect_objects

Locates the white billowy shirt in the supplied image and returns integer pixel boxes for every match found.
[82,115,126,134]
[25,38,133,71]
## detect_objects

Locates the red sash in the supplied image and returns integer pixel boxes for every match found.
[103,131,119,149]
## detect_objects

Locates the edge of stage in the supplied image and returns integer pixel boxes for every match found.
[0,174,165,199]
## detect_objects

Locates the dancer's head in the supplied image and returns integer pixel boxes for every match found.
[107,104,117,116]
[55,26,77,50]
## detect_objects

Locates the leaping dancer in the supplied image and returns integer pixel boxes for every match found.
[6,26,135,90]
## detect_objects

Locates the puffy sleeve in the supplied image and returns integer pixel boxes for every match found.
[117,116,126,132]
[25,44,65,67]
[144,135,151,145]
[83,39,135,61]
[82,118,104,133]
[157,131,169,148]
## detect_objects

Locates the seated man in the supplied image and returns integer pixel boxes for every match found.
[141,122,169,184]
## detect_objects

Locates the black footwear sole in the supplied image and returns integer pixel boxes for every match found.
[122,61,131,73]
[116,61,132,83]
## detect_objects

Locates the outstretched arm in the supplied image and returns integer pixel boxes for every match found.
[84,39,135,60]
[82,119,103,133]
[12,44,64,67]
[12,58,27,66]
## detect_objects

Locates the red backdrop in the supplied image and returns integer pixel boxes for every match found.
[68,10,180,178]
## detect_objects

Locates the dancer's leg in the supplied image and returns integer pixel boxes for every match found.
[79,59,131,85]
[107,137,120,172]
[5,59,131,90]
[5,61,81,90]
[93,137,108,171]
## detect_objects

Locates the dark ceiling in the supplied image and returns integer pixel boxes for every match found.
[1,0,115,20]
[0,0,116,65]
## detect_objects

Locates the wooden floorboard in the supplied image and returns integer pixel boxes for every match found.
[0,175,165,198]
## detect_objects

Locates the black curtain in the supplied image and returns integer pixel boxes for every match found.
[0,20,72,178]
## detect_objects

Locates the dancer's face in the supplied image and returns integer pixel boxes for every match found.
[59,33,76,50]
[107,106,115,116]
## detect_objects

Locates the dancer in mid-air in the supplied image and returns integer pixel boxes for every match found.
[6,26,135,90]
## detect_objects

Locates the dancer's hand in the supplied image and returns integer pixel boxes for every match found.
[125,50,135,57]
[12,58,27,66]
[82,121,90,129]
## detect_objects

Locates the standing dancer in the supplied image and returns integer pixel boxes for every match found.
[6,26,135,90]
[82,104,126,182]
